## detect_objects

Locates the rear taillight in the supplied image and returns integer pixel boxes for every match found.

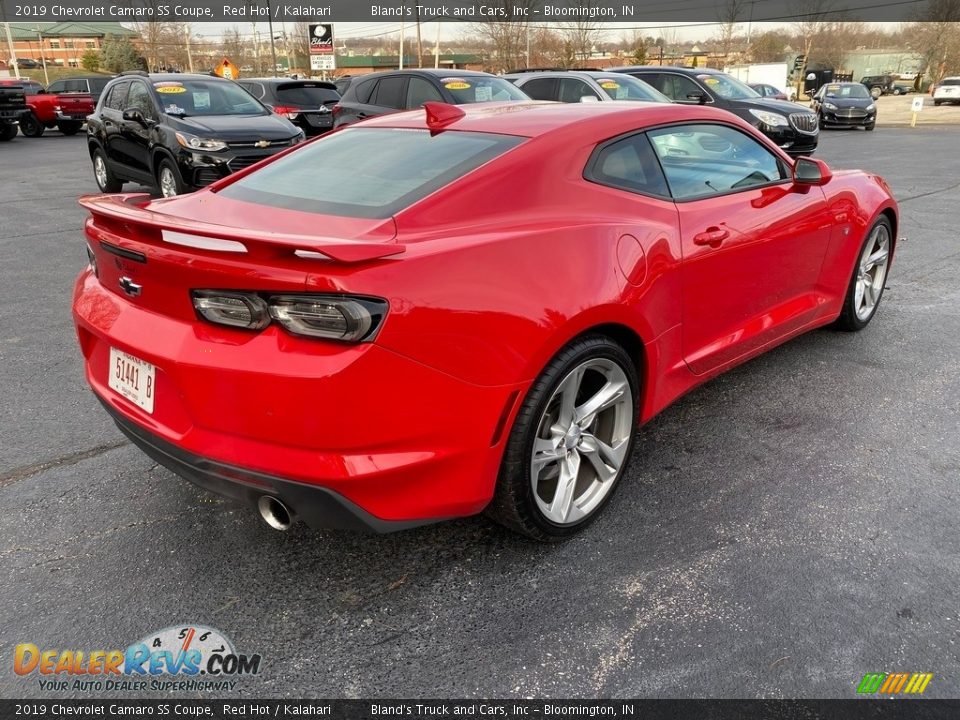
[191,291,271,330]
[331,103,341,117]
[271,105,300,120]
[190,291,387,342]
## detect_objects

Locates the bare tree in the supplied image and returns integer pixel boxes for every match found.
[557,16,606,64]
[716,0,745,60]
[905,0,960,82]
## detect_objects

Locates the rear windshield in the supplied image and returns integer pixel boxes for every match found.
[275,82,340,106]
[942,78,960,86]
[441,76,529,103]
[594,75,670,102]
[219,127,525,218]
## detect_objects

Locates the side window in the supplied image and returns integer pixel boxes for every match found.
[105,82,130,112]
[371,76,406,109]
[584,133,670,198]
[126,82,156,119]
[660,74,706,103]
[354,78,377,104]
[47,80,65,94]
[520,77,558,101]
[559,78,600,103]
[248,83,266,100]
[647,124,787,200]
[406,77,443,108]
[63,79,85,93]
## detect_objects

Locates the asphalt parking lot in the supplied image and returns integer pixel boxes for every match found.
[1,124,958,700]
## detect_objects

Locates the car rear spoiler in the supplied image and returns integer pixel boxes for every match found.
[78,193,406,263]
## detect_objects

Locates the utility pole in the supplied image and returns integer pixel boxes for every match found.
[525,23,530,68]
[434,21,440,69]
[399,20,405,69]
[266,0,278,77]
[185,26,194,73]
[36,25,48,85]
[253,24,261,75]
[415,7,422,68]
[3,22,20,79]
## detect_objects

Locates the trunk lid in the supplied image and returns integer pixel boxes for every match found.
[81,192,402,322]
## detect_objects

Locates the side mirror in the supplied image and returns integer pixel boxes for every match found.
[793,157,833,186]
[122,108,146,124]
[579,95,599,103]
[686,91,708,104]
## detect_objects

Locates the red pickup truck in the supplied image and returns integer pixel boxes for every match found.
[0,78,96,137]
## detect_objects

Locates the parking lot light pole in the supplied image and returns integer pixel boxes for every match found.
[3,22,20,79]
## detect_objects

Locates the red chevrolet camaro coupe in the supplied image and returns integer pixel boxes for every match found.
[73,101,898,541]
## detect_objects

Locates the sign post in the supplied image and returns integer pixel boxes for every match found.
[309,24,335,75]
[910,96,923,127]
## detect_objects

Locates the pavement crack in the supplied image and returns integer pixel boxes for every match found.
[0,440,129,488]
[897,178,960,204]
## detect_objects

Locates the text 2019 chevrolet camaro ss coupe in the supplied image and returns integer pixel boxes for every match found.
[73,101,898,541]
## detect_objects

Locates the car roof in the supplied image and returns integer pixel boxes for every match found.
[608,65,723,76]
[356,100,743,140]
[241,77,337,86]
[357,68,497,79]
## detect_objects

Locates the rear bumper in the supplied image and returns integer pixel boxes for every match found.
[73,270,520,526]
[101,398,432,532]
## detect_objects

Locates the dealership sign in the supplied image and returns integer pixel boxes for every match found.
[309,24,335,71]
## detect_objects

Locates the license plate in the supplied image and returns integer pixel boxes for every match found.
[108,348,156,413]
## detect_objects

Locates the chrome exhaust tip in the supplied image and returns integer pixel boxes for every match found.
[257,495,293,531]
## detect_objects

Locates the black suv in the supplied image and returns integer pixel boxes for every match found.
[236,78,340,136]
[609,66,818,156]
[87,72,303,197]
[860,75,896,99]
[334,69,529,128]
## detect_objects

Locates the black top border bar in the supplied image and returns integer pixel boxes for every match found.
[0,0,954,23]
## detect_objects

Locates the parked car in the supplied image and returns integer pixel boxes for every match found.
[46,75,114,101]
[0,81,28,141]
[73,101,897,540]
[609,66,819,156]
[333,69,529,128]
[0,77,96,136]
[87,72,303,197]
[504,69,670,103]
[933,77,960,106]
[811,82,877,130]
[235,78,340,136]
[749,83,788,100]
[333,76,354,96]
[860,74,896,99]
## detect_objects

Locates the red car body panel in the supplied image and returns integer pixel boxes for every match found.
[72,101,898,529]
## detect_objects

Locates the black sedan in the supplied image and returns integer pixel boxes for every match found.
[236,78,340,136]
[811,82,877,131]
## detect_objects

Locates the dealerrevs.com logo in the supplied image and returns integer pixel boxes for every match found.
[14,625,262,693]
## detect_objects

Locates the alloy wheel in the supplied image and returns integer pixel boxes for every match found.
[530,358,633,525]
[854,222,890,321]
[94,155,108,190]
[159,167,178,197]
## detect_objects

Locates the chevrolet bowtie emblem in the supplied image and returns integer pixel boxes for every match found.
[119,276,142,297]
[255,140,271,148]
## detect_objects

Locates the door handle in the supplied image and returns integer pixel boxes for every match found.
[693,227,729,247]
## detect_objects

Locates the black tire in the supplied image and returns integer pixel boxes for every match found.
[934,100,942,107]
[156,158,186,197]
[91,147,123,193]
[57,121,82,136]
[19,113,44,137]
[0,123,18,141]
[864,123,875,131]
[834,216,893,332]
[487,335,639,541]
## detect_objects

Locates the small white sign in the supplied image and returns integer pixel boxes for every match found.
[911,96,924,112]
[310,55,336,71]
